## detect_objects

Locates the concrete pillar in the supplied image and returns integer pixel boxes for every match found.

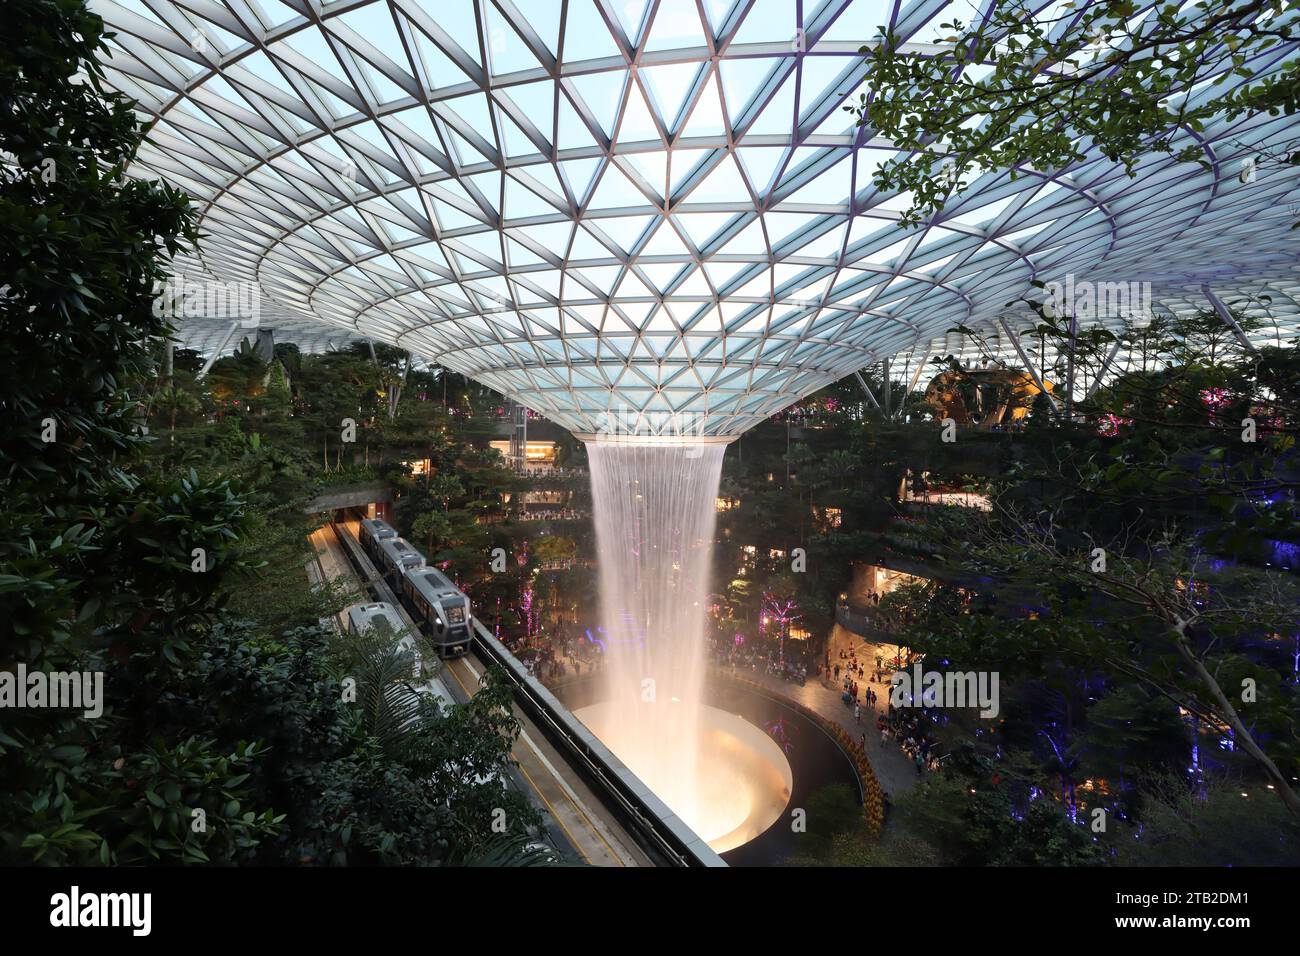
[508,399,528,473]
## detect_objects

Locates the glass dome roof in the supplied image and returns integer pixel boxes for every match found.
[92,0,1300,435]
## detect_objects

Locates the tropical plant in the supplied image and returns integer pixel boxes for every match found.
[852,0,1300,228]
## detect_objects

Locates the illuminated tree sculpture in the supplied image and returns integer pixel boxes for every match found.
[761,593,802,669]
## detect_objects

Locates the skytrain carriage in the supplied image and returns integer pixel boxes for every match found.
[344,602,422,681]
[376,535,424,582]
[345,601,404,639]
[358,517,397,566]
[402,566,472,658]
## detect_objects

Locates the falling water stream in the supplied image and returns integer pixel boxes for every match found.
[582,440,789,849]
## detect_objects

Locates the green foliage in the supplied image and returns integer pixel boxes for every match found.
[0,0,256,865]
[0,0,545,867]
[531,535,576,565]
[854,0,1299,227]
[786,783,866,860]
[895,772,1108,866]
[162,622,539,866]
[445,833,561,867]
[411,509,455,556]
[1114,773,1300,866]
[206,340,267,407]
[879,310,1300,839]
[328,620,434,757]
[427,472,466,509]
[1074,685,1192,790]
[262,360,293,421]
[1,0,198,647]
[295,352,383,433]
[14,729,281,866]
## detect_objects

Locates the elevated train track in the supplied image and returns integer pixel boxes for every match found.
[316,515,722,866]
[316,518,642,865]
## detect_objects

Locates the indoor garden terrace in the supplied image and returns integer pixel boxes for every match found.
[1,0,1298,934]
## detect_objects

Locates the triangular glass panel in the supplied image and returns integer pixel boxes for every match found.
[485,2,547,75]
[739,66,795,137]
[677,73,725,139]
[558,156,602,200]
[569,73,623,138]
[683,152,749,203]
[718,57,779,121]
[642,62,701,127]
[513,0,564,55]
[645,0,708,52]
[618,80,661,142]
[588,163,651,211]
[561,0,624,61]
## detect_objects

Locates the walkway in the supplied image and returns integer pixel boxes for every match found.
[714,637,920,802]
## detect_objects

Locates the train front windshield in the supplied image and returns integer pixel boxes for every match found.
[445,604,465,624]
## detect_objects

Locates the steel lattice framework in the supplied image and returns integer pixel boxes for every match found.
[92,0,1300,436]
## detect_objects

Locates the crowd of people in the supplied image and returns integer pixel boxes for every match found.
[878,706,943,774]
[520,646,594,682]
[517,507,586,522]
[501,612,945,777]
[827,644,889,693]
[827,642,945,776]
[502,619,603,683]
[710,636,809,685]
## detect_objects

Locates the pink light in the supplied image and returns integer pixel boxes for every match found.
[1096,413,1131,437]
[1200,387,1231,411]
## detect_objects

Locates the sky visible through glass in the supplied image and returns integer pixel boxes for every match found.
[92,0,1300,435]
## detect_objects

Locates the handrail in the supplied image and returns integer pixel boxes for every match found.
[468,621,726,868]
[717,672,887,836]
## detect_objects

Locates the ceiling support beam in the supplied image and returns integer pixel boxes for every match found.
[997,317,1059,416]
[852,369,881,410]
[196,320,243,379]
[897,345,931,419]
[1201,284,1259,357]
[881,358,892,418]
[1084,338,1124,401]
